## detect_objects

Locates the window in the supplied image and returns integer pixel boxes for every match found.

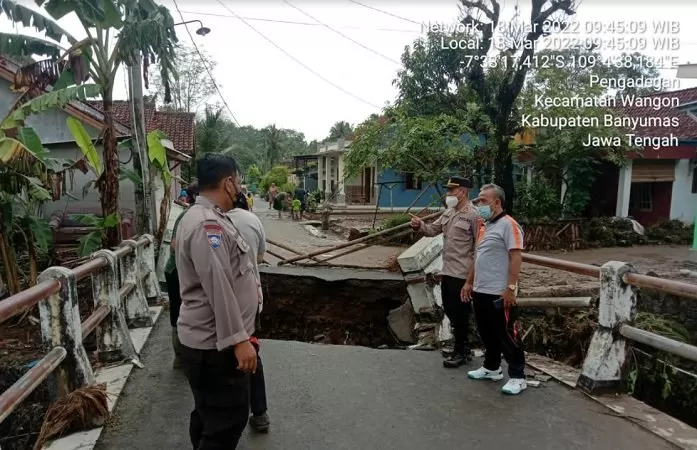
[630,182,652,211]
[692,165,697,194]
[405,172,423,190]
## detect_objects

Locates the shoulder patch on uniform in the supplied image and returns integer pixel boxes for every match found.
[204,223,223,249]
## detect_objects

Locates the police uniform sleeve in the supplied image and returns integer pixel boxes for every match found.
[420,214,444,237]
[189,219,250,350]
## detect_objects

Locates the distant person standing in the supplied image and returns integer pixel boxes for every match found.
[462,183,527,395]
[268,183,278,209]
[176,153,258,448]
[410,176,478,368]
[247,192,255,212]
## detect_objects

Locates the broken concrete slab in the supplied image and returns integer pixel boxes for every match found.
[304,225,326,238]
[387,302,417,344]
[397,235,443,273]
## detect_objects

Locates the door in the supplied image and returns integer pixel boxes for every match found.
[363,167,373,203]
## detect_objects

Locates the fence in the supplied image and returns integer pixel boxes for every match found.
[520,253,697,393]
[0,235,160,425]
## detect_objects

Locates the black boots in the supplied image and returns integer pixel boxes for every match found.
[442,349,473,368]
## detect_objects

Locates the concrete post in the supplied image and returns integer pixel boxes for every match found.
[577,261,638,394]
[118,240,154,328]
[336,154,346,205]
[138,234,160,301]
[91,249,138,363]
[615,161,632,217]
[38,266,95,400]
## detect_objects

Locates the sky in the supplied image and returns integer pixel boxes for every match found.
[2,0,697,142]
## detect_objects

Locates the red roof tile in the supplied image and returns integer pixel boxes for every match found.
[86,100,195,154]
[614,87,697,140]
[152,110,196,154]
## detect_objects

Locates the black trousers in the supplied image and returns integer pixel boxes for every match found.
[250,342,267,416]
[472,291,526,379]
[179,344,250,450]
[165,269,181,328]
[441,275,471,355]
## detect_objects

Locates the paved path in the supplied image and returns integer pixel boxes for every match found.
[96,315,673,450]
[253,202,403,268]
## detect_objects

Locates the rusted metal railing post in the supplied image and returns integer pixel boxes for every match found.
[92,249,138,362]
[578,261,638,394]
[118,240,154,328]
[37,266,95,399]
[138,234,160,301]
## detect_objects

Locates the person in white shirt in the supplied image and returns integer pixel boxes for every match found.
[226,205,270,432]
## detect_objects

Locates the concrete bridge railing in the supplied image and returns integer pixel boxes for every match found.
[522,253,697,393]
[0,235,160,425]
[399,236,697,393]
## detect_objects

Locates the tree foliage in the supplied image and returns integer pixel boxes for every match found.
[327,121,353,141]
[515,46,659,219]
[259,165,292,193]
[346,106,488,187]
[150,43,216,112]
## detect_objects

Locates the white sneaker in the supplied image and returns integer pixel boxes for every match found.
[501,378,527,395]
[467,366,504,381]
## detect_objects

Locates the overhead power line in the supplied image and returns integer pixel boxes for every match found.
[214,0,381,110]
[179,9,419,33]
[282,0,400,65]
[347,0,421,26]
[173,0,241,126]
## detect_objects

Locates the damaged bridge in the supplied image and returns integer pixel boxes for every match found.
[96,234,697,450]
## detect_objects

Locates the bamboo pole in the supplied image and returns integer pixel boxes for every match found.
[279,210,443,265]
[266,238,322,262]
[265,248,286,260]
[318,229,414,265]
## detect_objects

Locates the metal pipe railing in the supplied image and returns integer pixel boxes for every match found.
[620,325,697,363]
[0,346,67,424]
[81,304,110,338]
[623,272,697,300]
[517,297,592,308]
[0,279,61,325]
[522,254,600,278]
[72,256,108,282]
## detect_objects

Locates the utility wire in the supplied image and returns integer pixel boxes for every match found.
[282,0,400,65]
[346,0,421,26]
[214,0,381,110]
[173,0,241,126]
[179,9,418,33]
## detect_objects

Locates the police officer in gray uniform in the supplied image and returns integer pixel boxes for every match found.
[176,153,259,449]
[411,176,478,368]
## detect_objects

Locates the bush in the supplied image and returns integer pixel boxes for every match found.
[280,182,296,195]
[259,166,292,192]
[381,214,411,230]
[513,178,562,221]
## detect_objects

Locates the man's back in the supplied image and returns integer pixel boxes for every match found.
[227,209,266,265]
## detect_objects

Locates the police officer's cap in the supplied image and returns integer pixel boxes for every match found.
[443,176,473,189]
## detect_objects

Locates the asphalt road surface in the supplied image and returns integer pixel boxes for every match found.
[96,315,674,450]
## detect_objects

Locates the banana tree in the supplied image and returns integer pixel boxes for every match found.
[1,0,178,248]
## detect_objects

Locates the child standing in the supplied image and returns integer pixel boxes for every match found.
[247,192,254,212]
[291,196,301,220]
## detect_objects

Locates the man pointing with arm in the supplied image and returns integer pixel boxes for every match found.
[411,176,478,368]
[176,153,259,449]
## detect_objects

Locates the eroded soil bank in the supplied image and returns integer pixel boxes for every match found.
[257,266,408,347]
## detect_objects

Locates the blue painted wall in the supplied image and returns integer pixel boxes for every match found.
[376,168,482,208]
[376,168,442,208]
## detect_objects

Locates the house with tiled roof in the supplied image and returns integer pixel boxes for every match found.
[610,86,697,226]
[0,56,195,234]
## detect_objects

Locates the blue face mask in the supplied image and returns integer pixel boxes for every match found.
[476,205,492,221]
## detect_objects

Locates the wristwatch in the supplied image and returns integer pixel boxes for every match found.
[507,284,517,291]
